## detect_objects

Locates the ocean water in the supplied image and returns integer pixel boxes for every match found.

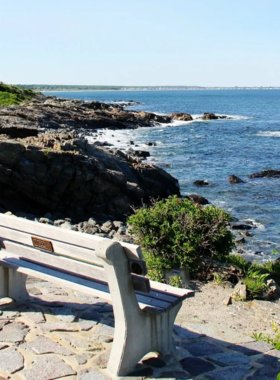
[44,90,280,262]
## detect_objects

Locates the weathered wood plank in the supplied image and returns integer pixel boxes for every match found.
[0,241,107,282]
[0,214,141,260]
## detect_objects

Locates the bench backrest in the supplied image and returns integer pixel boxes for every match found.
[0,214,148,291]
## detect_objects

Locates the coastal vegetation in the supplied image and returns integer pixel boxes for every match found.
[0,82,35,106]
[128,195,235,282]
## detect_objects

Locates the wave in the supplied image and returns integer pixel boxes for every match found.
[256,131,280,137]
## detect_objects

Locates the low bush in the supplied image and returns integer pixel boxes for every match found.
[128,195,235,281]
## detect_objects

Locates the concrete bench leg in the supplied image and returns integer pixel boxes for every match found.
[108,302,182,376]
[0,266,29,301]
[96,240,182,376]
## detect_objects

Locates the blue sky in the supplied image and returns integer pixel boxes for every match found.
[1,0,280,86]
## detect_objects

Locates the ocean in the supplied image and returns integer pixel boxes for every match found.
[43,89,280,262]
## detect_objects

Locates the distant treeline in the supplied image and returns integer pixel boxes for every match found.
[16,85,202,92]
[16,85,124,91]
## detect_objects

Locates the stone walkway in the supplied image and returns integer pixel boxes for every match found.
[0,278,279,380]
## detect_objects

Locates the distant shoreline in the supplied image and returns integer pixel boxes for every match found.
[17,85,280,92]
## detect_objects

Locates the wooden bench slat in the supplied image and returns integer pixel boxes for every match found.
[149,280,195,299]
[0,241,108,282]
[0,255,170,313]
[0,214,142,260]
[0,226,104,266]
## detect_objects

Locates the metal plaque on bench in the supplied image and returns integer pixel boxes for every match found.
[31,237,54,252]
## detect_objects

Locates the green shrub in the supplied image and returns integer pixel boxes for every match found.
[243,269,269,298]
[128,196,235,281]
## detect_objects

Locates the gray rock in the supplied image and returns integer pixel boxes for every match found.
[0,347,24,374]
[39,217,54,225]
[21,335,74,355]
[60,221,72,230]
[207,352,249,366]
[0,322,29,342]
[231,282,247,301]
[78,368,111,380]
[22,355,76,380]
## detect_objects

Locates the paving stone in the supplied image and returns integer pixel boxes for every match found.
[205,364,252,380]
[184,322,255,344]
[247,365,280,380]
[266,349,280,358]
[95,324,114,343]
[79,319,98,331]
[180,357,215,376]
[159,370,190,379]
[173,325,205,340]
[257,353,280,367]
[21,335,74,355]
[94,349,111,369]
[0,310,20,320]
[19,305,45,324]
[207,352,250,366]
[0,347,24,374]
[78,368,111,380]
[80,309,102,322]
[228,340,274,355]
[0,322,29,342]
[22,355,76,380]
[50,307,77,322]
[75,353,93,365]
[128,367,154,377]
[0,320,10,330]
[183,341,224,356]
[96,304,113,313]
[37,322,79,332]
[28,287,43,295]
[142,357,166,368]
[100,314,115,327]
[61,333,104,351]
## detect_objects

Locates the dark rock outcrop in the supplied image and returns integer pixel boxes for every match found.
[249,170,280,178]
[169,113,193,121]
[0,135,179,221]
[193,180,209,187]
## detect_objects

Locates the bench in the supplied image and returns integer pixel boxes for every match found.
[0,213,194,376]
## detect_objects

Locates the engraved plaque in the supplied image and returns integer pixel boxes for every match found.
[32,237,54,252]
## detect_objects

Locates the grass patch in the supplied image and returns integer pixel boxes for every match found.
[0,82,36,107]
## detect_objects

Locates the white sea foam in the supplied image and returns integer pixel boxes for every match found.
[245,219,266,230]
[256,131,280,137]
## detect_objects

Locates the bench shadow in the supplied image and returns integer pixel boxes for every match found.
[1,296,280,379]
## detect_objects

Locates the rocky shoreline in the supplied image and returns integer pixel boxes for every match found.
[0,93,232,228]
